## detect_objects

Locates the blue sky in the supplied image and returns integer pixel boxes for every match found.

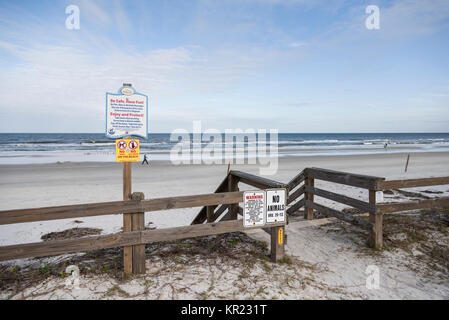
[0,0,448,133]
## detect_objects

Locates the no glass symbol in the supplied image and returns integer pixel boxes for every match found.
[129,140,138,150]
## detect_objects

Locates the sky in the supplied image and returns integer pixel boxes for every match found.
[0,0,448,133]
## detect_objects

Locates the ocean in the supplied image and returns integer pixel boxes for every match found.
[1,133,449,164]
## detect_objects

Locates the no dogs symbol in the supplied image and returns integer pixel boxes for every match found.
[117,140,127,150]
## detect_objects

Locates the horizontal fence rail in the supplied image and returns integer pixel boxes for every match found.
[0,191,244,226]
[377,196,449,214]
[298,168,449,249]
[304,185,376,214]
[306,201,372,231]
[0,201,140,226]
[378,177,449,190]
[230,170,287,189]
[0,219,286,261]
[305,167,385,190]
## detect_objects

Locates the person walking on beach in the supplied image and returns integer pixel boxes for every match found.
[142,153,149,165]
[384,143,388,150]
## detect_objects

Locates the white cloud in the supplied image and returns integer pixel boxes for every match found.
[0,36,292,129]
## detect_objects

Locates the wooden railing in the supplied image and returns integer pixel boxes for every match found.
[191,170,286,225]
[286,170,306,215]
[284,167,449,249]
[299,168,385,248]
[1,167,448,271]
[190,170,288,261]
[0,190,286,271]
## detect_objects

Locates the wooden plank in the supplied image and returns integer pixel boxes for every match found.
[304,177,314,220]
[0,231,142,262]
[377,196,449,214]
[207,206,215,223]
[0,201,140,225]
[368,190,382,249]
[131,192,146,274]
[140,220,285,244]
[0,220,286,262]
[306,200,372,231]
[228,175,239,220]
[191,174,230,225]
[0,191,244,227]
[270,226,285,262]
[230,170,286,189]
[305,167,385,190]
[142,191,244,213]
[287,185,305,205]
[305,185,376,214]
[287,170,305,190]
[237,177,270,190]
[378,177,449,190]
[0,191,244,226]
[286,198,305,215]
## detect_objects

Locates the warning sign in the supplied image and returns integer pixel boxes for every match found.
[243,191,266,227]
[278,228,284,245]
[116,139,140,162]
[266,189,287,223]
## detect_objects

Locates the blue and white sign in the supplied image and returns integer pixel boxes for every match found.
[106,86,148,139]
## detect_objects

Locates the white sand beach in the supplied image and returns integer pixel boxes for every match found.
[1,152,449,299]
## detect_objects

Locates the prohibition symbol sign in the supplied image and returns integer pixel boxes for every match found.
[117,140,127,150]
[129,140,138,150]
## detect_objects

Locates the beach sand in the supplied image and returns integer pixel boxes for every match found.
[1,151,449,299]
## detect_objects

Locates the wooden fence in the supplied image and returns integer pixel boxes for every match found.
[284,167,449,249]
[0,189,286,274]
[1,167,448,274]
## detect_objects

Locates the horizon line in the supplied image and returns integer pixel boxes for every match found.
[1,132,449,135]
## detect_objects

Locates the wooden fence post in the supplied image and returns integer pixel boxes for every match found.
[271,226,285,262]
[207,206,214,223]
[368,190,383,249]
[123,138,133,275]
[228,175,239,220]
[131,192,146,274]
[304,177,314,220]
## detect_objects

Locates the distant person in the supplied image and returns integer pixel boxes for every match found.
[142,153,149,165]
[384,143,388,149]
